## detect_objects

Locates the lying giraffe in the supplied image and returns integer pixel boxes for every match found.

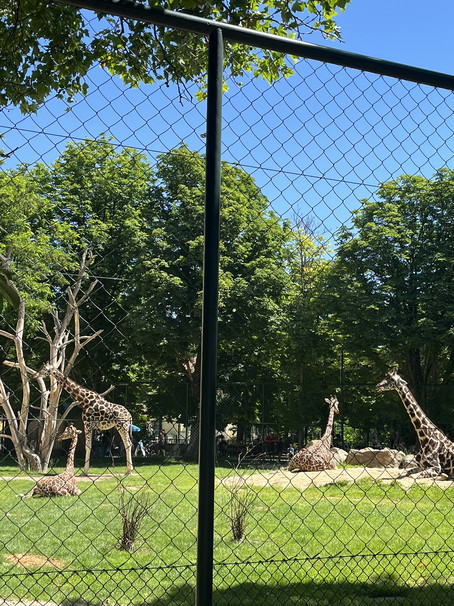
[376,370,454,479]
[25,424,82,497]
[288,396,339,472]
[37,363,133,475]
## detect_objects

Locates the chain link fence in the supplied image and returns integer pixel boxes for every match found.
[1,2,454,605]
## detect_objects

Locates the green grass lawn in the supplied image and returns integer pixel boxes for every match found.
[1,458,454,605]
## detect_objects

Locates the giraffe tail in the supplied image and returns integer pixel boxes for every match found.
[16,488,36,498]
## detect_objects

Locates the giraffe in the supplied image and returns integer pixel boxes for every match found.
[376,369,454,479]
[26,424,82,497]
[37,363,133,475]
[288,396,340,472]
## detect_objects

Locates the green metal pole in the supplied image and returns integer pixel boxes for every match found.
[196,27,223,606]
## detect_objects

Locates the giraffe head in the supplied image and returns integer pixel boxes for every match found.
[325,396,340,414]
[376,369,405,392]
[57,424,81,442]
[35,362,56,378]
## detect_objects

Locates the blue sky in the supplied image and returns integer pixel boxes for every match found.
[220,0,454,234]
[2,1,454,241]
[322,0,453,75]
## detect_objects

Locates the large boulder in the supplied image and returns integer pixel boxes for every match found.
[331,447,348,464]
[346,447,406,468]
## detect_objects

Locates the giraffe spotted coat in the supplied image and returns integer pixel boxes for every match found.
[38,363,133,475]
[288,396,339,472]
[28,424,82,497]
[376,370,454,479]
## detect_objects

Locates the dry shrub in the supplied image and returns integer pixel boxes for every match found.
[118,488,153,552]
[226,447,256,545]
[229,477,255,542]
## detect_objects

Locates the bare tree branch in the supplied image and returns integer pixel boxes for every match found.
[0,247,103,472]
[0,330,15,340]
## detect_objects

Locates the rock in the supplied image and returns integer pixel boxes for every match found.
[346,447,406,468]
[331,447,348,464]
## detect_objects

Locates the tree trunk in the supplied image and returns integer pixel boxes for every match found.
[0,249,98,473]
[186,419,199,460]
[297,427,304,449]
[23,448,45,472]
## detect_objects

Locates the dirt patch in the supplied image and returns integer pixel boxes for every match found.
[3,553,66,569]
[220,466,454,491]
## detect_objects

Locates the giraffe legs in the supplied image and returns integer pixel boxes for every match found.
[118,425,133,475]
[83,428,93,475]
[84,424,133,475]
[412,452,448,479]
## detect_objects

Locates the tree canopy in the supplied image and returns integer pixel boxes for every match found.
[126,145,295,426]
[0,163,80,330]
[3,132,454,455]
[0,141,307,454]
[325,169,454,424]
[2,0,350,112]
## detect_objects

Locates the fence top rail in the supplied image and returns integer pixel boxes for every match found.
[56,0,454,91]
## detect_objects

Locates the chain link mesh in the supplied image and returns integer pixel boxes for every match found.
[1,7,454,606]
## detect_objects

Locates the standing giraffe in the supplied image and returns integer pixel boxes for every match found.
[376,369,454,478]
[38,364,133,475]
[288,396,340,472]
[25,424,82,497]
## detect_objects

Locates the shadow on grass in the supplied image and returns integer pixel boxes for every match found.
[153,576,452,606]
[43,576,454,606]
[3,555,453,606]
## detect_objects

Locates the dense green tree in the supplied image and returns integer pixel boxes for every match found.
[324,169,454,428]
[29,136,155,392]
[129,145,294,430]
[2,138,344,457]
[3,141,298,432]
[2,0,350,112]
[0,164,79,330]
[278,220,341,443]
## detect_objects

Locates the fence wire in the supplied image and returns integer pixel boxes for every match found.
[1,4,454,606]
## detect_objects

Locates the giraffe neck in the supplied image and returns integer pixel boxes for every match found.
[321,407,335,448]
[51,369,95,408]
[66,435,78,472]
[394,381,437,436]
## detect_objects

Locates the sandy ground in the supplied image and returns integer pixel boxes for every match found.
[0,472,131,483]
[3,467,454,490]
[220,465,454,491]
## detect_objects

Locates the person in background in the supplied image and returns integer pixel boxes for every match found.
[158,429,167,456]
[134,438,146,457]
[217,436,228,457]
[287,443,295,462]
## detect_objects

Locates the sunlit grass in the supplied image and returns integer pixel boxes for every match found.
[1,458,454,605]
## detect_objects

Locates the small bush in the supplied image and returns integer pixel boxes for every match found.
[118,488,153,553]
[228,476,254,543]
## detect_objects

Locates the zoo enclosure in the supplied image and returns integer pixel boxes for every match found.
[1,0,454,605]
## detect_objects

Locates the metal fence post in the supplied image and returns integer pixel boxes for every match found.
[196,27,223,606]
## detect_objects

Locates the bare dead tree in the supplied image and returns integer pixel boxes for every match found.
[0,249,103,472]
